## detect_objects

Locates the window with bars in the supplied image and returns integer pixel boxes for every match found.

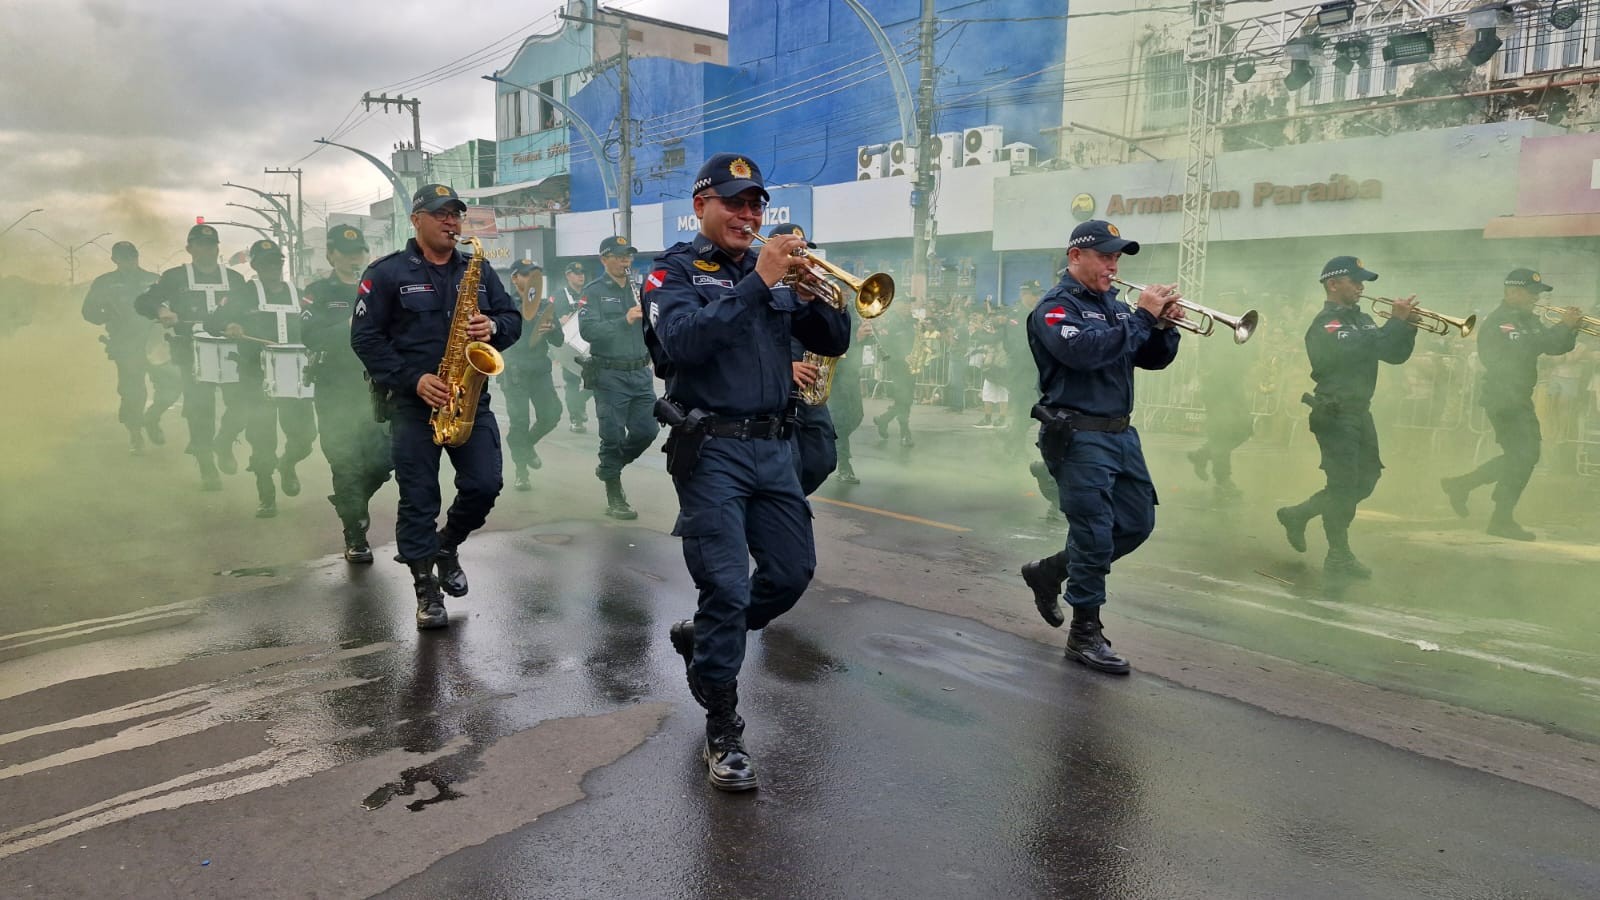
[1499,11,1594,77]
[1302,44,1403,106]
[1142,50,1188,130]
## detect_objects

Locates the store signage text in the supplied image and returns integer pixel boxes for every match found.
[1105,174,1383,216]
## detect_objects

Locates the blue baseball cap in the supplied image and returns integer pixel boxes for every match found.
[598,235,637,257]
[1319,256,1379,282]
[412,183,467,214]
[1067,220,1140,255]
[767,223,815,248]
[1504,268,1553,292]
[693,153,769,201]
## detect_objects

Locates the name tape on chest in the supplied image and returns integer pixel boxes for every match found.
[400,284,434,295]
[692,274,735,289]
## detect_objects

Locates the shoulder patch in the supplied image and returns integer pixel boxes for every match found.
[693,259,721,273]
[1043,306,1068,327]
[644,270,668,293]
[358,279,373,297]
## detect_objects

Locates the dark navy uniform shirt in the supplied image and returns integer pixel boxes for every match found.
[507,290,565,371]
[82,266,157,360]
[1304,301,1416,405]
[299,275,365,385]
[643,233,849,418]
[349,238,520,412]
[1476,303,1578,410]
[577,272,647,363]
[1026,271,1181,418]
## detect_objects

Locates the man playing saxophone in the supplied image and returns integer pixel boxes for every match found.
[350,184,521,629]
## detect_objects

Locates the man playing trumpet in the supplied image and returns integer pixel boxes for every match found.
[1019,220,1183,675]
[1276,257,1417,583]
[1440,269,1583,540]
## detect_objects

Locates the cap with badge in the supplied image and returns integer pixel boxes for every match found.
[565,261,586,276]
[692,153,769,201]
[187,223,220,244]
[767,223,816,248]
[328,225,368,252]
[1319,256,1379,282]
[598,235,637,257]
[249,238,284,261]
[1066,220,1140,256]
[411,183,467,214]
[510,259,543,276]
[1504,267,1553,293]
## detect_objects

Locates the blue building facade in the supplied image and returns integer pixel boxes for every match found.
[566,0,1067,216]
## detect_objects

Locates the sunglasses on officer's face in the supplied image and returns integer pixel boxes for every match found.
[702,194,768,215]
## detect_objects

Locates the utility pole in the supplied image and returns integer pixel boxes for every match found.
[910,0,936,301]
[28,227,108,286]
[265,167,304,280]
[362,93,423,160]
[561,8,634,241]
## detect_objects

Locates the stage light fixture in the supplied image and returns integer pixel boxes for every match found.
[1382,31,1435,66]
[1233,61,1257,83]
[1316,0,1357,28]
[1550,4,1580,30]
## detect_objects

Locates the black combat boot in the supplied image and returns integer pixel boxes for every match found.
[513,464,532,492]
[143,414,166,446]
[279,459,301,497]
[700,679,757,792]
[1275,506,1308,553]
[196,453,222,492]
[1020,556,1066,628]
[1487,509,1536,541]
[1441,476,1471,519]
[254,472,277,518]
[409,559,448,629]
[835,461,859,485]
[1187,448,1209,481]
[342,520,373,564]
[669,620,708,707]
[604,478,638,520]
[1065,607,1130,675]
[435,538,469,597]
[1324,547,1373,580]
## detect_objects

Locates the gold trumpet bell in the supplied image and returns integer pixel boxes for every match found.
[855,273,895,318]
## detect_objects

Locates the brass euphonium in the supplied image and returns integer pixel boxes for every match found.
[431,236,507,446]
[744,226,895,405]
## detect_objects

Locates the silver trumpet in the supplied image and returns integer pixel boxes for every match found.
[1111,277,1259,344]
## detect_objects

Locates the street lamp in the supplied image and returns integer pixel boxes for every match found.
[28,227,111,285]
[226,203,288,240]
[1,208,44,238]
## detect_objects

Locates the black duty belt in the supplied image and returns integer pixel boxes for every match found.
[702,414,790,440]
[1045,407,1130,432]
[591,355,650,371]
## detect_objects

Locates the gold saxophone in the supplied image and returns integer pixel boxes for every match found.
[430,237,506,447]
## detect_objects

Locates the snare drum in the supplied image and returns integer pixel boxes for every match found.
[263,344,315,399]
[192,334,240,384]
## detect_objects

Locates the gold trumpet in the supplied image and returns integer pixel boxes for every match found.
[1110,277,1259,344]
[1368,297,1476,337]
[743,226,893,319]
[1534,304,1600,337]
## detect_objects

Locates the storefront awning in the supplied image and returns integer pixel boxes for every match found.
[456,177,551,200]
[1483,213,1600,239]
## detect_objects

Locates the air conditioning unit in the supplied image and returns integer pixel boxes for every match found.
[928,132,961,170]
[1000,142,1038,168]
[962,125,1004,167]
[887,140,917,177]
[857,145,887,181]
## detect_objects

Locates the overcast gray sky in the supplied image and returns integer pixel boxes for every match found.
[0,0,724,279]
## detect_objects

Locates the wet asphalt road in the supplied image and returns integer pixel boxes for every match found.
[3,518,1598,899]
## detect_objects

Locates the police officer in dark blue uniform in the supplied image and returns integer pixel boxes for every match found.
[1276,257,1418,582]
[558,261,593,433]
[350,184,521,629]
[205,239,315,518]
[1018,220,1182,675]
[82,241,174,454]
[579,235,660,519]
[770,223,840,495]
[301,225,393,562]
[645,153,850,791]
[829,323,866,484]
[135,223,251,490]
[502,259,565,491]
[1441,269,1582,540]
